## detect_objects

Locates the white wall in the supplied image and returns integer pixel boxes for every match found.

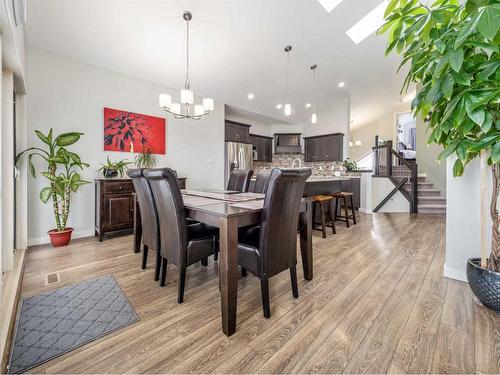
[26,47,225,245]
[445,157,492,281]
[371,177,410,213]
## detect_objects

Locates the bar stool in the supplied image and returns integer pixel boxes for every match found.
[331,192,357,228]
[312,195,336,238]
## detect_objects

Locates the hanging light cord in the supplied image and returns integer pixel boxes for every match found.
[185,17,190,90]
[312,67,316,111]
[285,49,290,102]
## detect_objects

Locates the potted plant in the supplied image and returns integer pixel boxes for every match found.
[135,147,159,169]
[16,129,90,247]
[343,158,358,171]
[382,0,499,311]
[96,156,132,178]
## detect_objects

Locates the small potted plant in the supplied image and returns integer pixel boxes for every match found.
[135,147,159,169]
[97,156,132,178]
[343,158,358,171]
[16,129,90,247]
[382,0,500,311]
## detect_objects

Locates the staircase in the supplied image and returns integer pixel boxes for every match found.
[416,174,446,213]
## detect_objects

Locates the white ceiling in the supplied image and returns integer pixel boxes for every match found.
[25,0,409,129]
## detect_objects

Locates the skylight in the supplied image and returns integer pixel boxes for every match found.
[317,0,344,13]
[346,0,389,44]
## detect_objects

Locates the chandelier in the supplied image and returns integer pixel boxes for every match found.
[158,11,214,119]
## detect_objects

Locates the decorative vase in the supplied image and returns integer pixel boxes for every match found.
[466,258,500,312]
[48,227,73,247]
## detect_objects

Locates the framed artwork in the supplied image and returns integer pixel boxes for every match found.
[103,107,166,154]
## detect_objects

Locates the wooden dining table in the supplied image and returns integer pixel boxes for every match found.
[132,190,313,337]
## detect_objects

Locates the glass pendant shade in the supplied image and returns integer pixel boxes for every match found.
[180,89,194,104]
[311,113,318,124]
[194,104,204,116]
[159,94,172,108]
[170,102,181,115]
[355,140,362,147]
[284,103,292,116]
[349,141,353,147]
[203,98,214,111]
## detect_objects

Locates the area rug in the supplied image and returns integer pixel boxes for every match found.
[8,274,139,374]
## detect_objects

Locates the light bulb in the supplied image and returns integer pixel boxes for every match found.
[170,102,181,115]
[311,113,317,124]
[355,140,362,147]
[203,98,214,112]
[305,103,311,108]
[159,93,172,108]
[276,104,282,109]
[180,89,194,105]
[194,104,204,116]
[349,141,353,147]
[284,103,291,116]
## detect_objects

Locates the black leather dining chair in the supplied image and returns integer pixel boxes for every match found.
[144,167,219,303]
[238,168,311,318]
[227,169,253,192]
[252,170,272,194]
[127,168,162,281]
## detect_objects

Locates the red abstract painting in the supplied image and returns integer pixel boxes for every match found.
[103,107,166,154]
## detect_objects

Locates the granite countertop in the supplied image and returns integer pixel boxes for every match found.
[307,176,352,182]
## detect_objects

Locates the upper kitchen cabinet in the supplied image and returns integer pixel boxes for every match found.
[225,120,250,143]
[249,134,272,162]
[304,133,344,161]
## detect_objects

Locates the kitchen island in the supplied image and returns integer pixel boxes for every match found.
[303,175,361,209]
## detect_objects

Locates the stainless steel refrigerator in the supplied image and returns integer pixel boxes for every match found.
[225,141,253,185]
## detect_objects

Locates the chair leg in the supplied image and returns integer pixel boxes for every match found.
[154,250,161,281]
[214,251,218,261]
[141,245,148,270]
[334,197,339,221]
[260,279,271,318]
[160,258,167,287]
[241,267,247,277]
[350,196,357,225]
[178,267,186,303]
[320,202,327,239]
[344,197,350,228]
[290,266,299,298]
[329,200,336,234]
[201,258,208,267]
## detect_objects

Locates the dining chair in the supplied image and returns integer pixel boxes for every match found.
[127,168,162,281]
[144,167,219,303]
[227,169,253,192]
[238,167,312,318]
[252,169,272,194]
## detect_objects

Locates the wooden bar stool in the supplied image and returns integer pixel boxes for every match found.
[312,195,336,238]
[331,192,357,228]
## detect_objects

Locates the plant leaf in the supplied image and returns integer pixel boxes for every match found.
[449,48,464,72]
[454,10,482,49]
[491,141,500,163]
[453,158,464,176]
[478,4,500,40]
[441,73,454,99]
[35,130,51,145]
[39,187,52,203]
[55,132,83,146]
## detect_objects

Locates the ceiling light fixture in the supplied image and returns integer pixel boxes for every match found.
[159,11,214,119]
[305,103,311,108]
[276,104,282,109]
[310,64,318,124]
[317,0,345,13]
[338,81,345,88]
[247,93,255,100]
[346,0,388,44]
[283,45,293,117]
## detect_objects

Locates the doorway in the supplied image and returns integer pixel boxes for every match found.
[395,112,416,161]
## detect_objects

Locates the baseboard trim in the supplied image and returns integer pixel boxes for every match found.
[359,208,372,214]
[443,264,467,282]
[0,249,26,374]
[28,229,94,247]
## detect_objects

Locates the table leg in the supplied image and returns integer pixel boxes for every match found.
[299,200,313,281]
[133,194,142,253]
[219,216,239,336]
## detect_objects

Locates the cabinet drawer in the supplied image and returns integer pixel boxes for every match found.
[103,181,133,194]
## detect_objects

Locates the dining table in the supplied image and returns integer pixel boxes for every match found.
[132,189,313,337]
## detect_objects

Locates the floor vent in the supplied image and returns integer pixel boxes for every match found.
[44,272,61,286]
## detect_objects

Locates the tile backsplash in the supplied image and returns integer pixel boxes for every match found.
[253,154,347,177]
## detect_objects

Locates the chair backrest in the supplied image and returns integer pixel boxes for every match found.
[227,169,253,192]
[144,168,187,267]
[126,168,159,251]
[258,168,311,278]
[252,170,272,194]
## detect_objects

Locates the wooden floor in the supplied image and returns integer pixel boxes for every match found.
[21,213,499,374]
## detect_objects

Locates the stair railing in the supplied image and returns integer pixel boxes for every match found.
[372,136,418,213]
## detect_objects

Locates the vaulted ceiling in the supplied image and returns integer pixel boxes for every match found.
[26,0,409,129]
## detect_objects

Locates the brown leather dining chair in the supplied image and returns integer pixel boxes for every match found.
[144,167,219,303]
[252,170,272,194]
[127,168,162,281]
[238,168,311,318]
[227,169,253,192]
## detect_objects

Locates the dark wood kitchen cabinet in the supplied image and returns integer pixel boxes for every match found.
[304,133,344,162]
[95,179,135,241]
[225,120,250,143]
[249,134,272,162]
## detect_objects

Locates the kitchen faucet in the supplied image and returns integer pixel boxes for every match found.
[291,158,303,168]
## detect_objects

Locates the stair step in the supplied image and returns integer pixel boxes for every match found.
[418,182,433,188]
[418,196,446,205]
[418,188,441,197]
[418,204,446,214]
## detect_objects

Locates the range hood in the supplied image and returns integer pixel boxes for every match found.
[274,133,302,154]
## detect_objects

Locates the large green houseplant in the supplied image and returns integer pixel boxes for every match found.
[16,129,89,246]
[381,0,499,310]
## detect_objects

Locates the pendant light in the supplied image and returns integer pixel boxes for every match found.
[283,45,292,116]
[158,11,214,120]
[310,64,318,124]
